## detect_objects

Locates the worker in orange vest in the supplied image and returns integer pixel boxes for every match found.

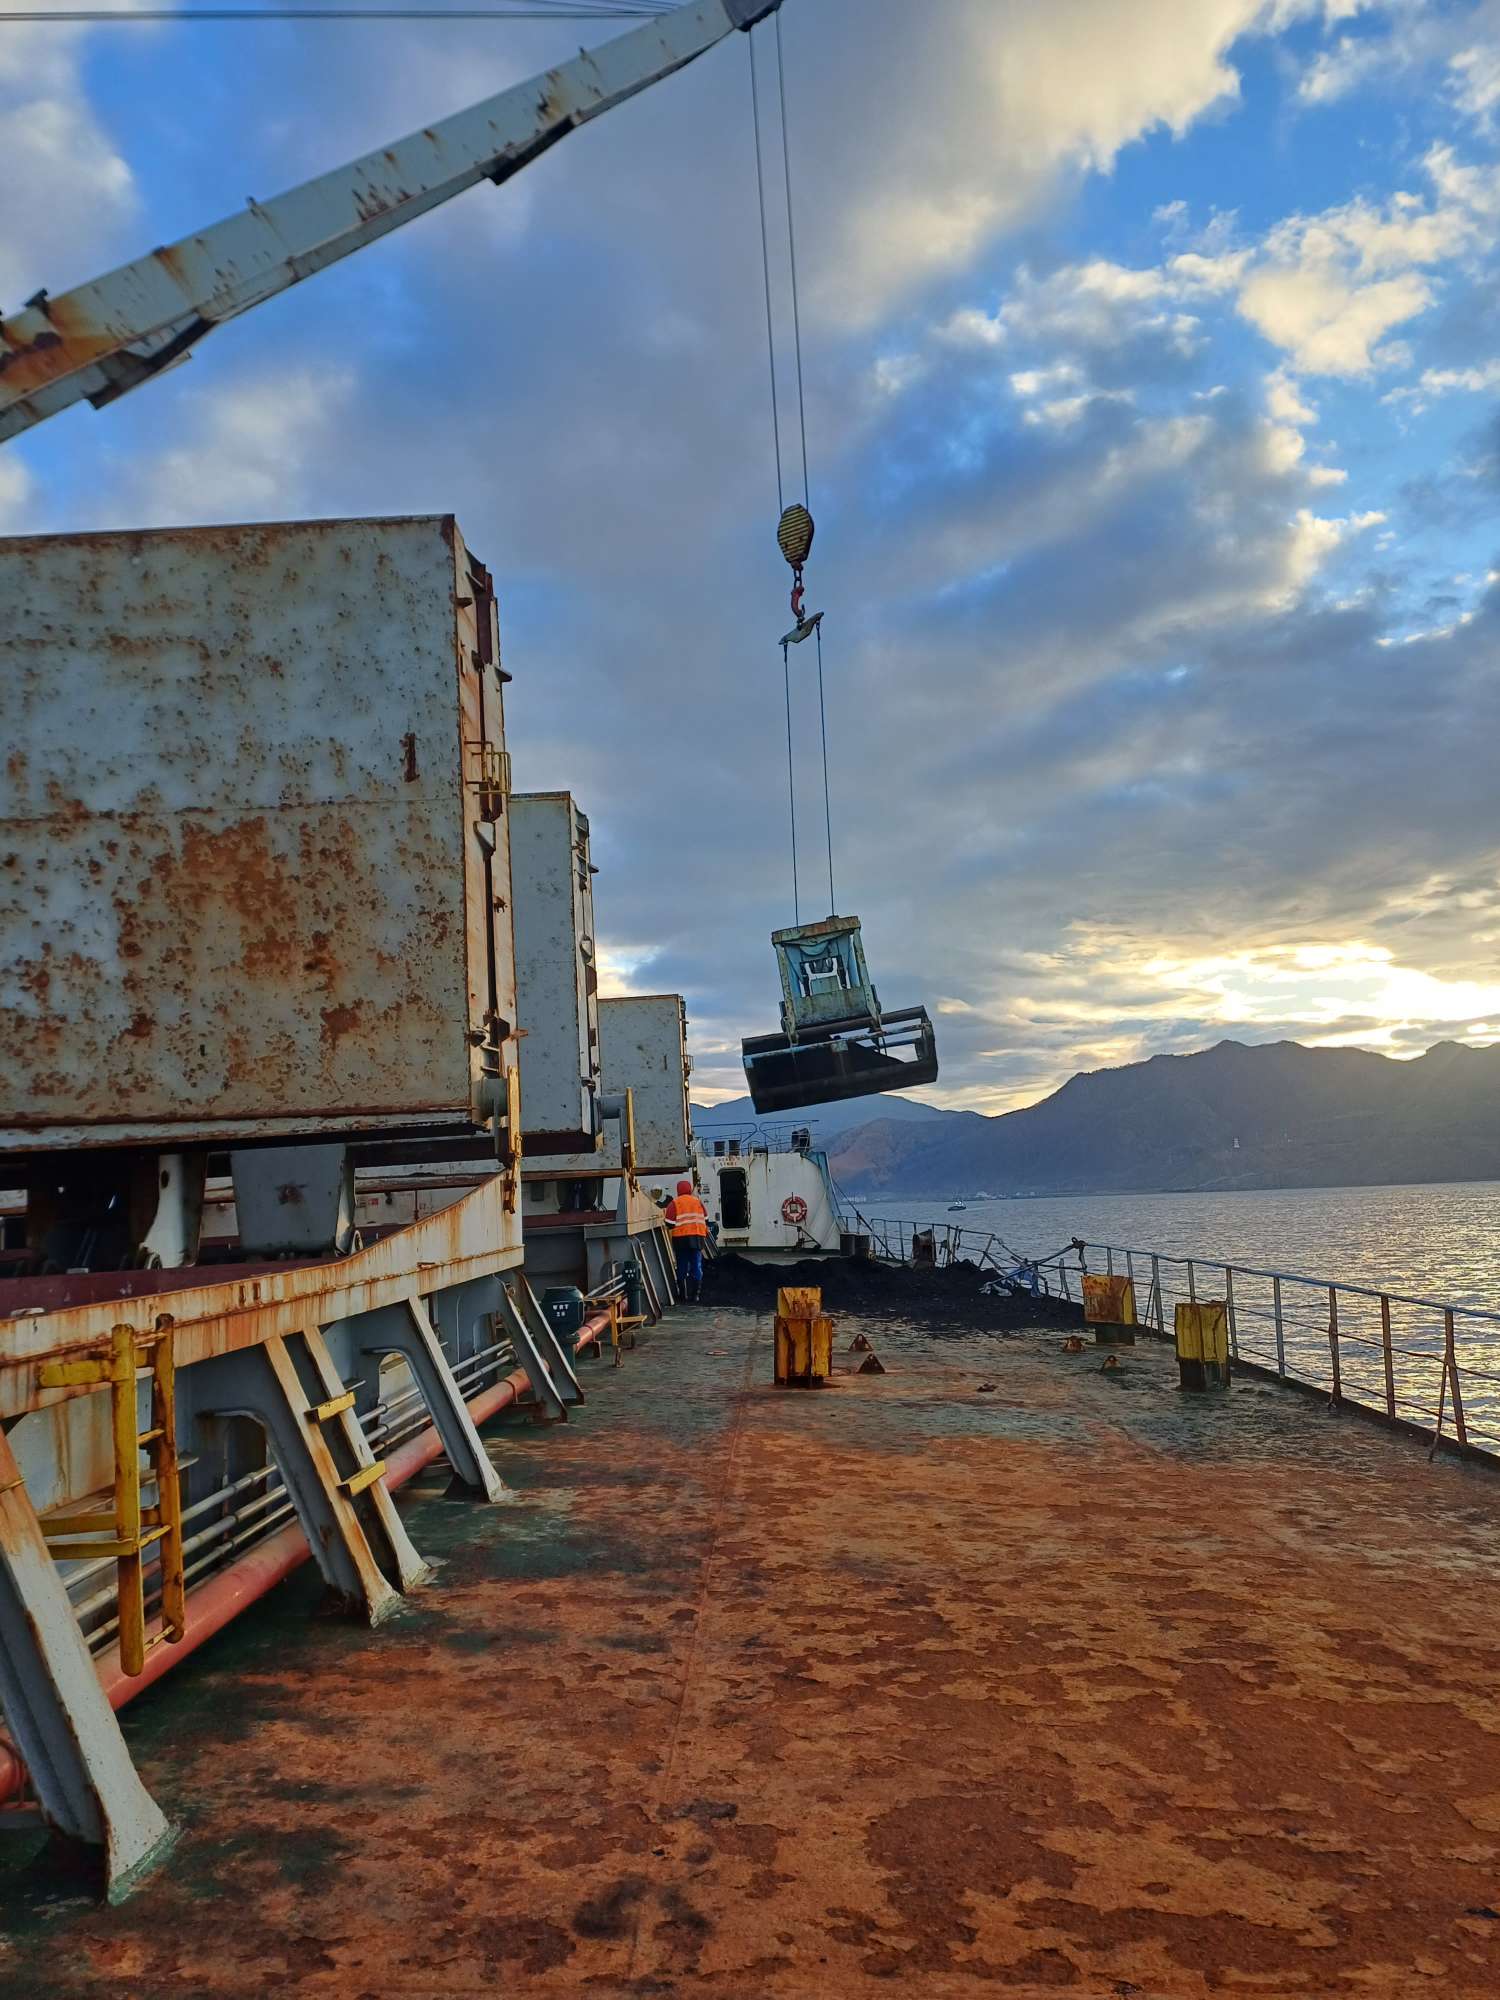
[664,1179,709,1302]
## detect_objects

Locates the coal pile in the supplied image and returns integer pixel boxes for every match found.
[706,1253,1082,1333]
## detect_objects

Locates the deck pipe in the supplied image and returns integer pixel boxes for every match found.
[0,1312,610,1806]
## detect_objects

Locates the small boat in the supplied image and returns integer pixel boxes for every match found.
[947,1201,967,1212]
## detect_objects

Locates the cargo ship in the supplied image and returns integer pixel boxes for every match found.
[3,516,1500,1995]
[3,2,1499,1987]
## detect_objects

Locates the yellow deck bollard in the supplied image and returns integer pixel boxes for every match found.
[775,1287,834,1387]
[1082,1274,1137,1346]
[1175,1300,1231,1392]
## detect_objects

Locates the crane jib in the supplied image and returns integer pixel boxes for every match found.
[0,0,785,445]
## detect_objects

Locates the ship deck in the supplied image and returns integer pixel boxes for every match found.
[5,1303,1500,1997]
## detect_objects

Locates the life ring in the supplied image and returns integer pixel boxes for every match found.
[781,1194,809,1227]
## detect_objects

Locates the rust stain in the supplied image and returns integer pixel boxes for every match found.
[319,1002,362,1049]
[0,297,123,396]
[150,243,193,293]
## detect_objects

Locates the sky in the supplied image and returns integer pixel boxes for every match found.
[3,0,1499,1111]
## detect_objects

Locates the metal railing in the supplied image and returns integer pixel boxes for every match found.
[695,1121,821,1157]
[836,1208,1500,1465]
[838,1210,1067,1284]
[1057,1240,1500,1461]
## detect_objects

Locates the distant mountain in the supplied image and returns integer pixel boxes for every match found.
[692,1091,952,1141]
[824,1040,1500,1197]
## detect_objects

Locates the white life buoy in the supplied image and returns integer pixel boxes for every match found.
[781,1194,809,1227]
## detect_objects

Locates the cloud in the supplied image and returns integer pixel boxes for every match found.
[1006,145,1497,382]
[780,0,1317,323]
[1232,157,1494,376]
[0,7,138,305]
[97,366,359,527]
[1412,357,1500,395]
[1238,263,1433,375]
[0,451,30,529]
[1297,0,1500,125]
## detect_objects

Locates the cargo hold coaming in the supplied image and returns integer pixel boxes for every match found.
[0,515,519,1158]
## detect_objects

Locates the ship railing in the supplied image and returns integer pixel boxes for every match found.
[1054,1240,1500,1463]
[834,1209,1045,1279]
[831,1212,1500,1465]
[696,1121,821,1157]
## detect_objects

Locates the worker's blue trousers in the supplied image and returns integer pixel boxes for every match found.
[675,1239,705,1291]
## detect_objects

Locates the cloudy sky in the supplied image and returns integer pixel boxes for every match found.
[4,0,1500,1109]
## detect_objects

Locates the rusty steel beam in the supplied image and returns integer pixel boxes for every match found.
[0,0,783,442]
[0,1178,522,1421]
[0,1429,174,1898]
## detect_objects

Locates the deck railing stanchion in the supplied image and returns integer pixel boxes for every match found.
[1106,1246,1115,1277]
[1224,1267,1238,1361]
[1381,1295,1395,1418]
[1151,1254,1163,1331]
[1445,1309,1467,1447]
[1327,1285,1342,1405]
[1187,1259,1197,1305]
[1273,1275,1286,1378]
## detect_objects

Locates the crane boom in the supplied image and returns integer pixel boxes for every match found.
[0,0,781,444]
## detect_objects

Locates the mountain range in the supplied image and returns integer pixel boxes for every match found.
[697,1039,1500,1197]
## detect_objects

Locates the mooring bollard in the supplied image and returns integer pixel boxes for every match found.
[1082,1273,1137,1346]
[774,1286,833,1387]
[1175,1300,1231,1392]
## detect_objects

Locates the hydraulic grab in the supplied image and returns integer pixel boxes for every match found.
[0,0,782,443]
[741,916,940,1115]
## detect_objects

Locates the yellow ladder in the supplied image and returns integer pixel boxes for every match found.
[37,1318,186,1677]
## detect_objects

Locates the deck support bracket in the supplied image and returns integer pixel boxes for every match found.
[648,1223,679,1309]
[0,1431,173,1900]
[355,1298,509,1502]
[495,1282,578,1422]
[514,1275,584,1404]
[198,1329,428,1622]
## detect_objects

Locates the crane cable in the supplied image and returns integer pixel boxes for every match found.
[750,16,836,923]
[749,33,799,921]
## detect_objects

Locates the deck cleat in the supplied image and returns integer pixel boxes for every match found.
[741,914,939,1115]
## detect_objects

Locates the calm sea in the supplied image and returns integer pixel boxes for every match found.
[848,1182,1500,1313]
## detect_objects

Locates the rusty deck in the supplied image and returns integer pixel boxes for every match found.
[5,1306,1500,1997]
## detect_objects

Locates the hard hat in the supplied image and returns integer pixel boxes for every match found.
[677,1180,693,1195]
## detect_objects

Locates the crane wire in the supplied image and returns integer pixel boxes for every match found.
[814,618,835,914]
[0,4,674,21]
[748,30,784,521]
[773,10,836,917]
[783,641,801,927]
[751,27,800,922]
[774,8,810,513]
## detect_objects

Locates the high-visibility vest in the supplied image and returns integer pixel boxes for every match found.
[667,1194,708,1239]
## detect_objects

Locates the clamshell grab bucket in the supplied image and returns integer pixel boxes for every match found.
[740,915,940,1115]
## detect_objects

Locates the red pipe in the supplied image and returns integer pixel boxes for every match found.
[0,1312,610,1800]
